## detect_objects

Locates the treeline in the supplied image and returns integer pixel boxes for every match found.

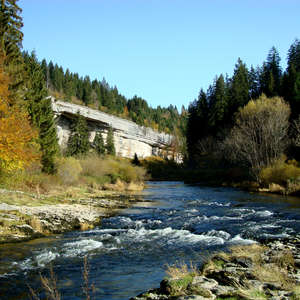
[37,58,185,134]
[187,41,300,164]
[186,40,300,189]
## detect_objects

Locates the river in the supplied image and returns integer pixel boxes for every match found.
[1,181,300,299]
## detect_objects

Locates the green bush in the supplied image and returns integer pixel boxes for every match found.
[57,157,82,185]
[259,157,300,186]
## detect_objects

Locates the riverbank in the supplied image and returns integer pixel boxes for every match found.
[132,236,300,300]
[0,183,144,244]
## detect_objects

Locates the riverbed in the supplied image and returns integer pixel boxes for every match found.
[1,181,300,299]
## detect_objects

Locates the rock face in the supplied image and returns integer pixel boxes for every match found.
[51,98,173,159]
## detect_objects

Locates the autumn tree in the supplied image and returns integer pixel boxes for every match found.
[0,55,38,172]
[222,95,290,180]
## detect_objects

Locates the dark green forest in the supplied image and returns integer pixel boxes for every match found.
[185,40,300,188]
[187,41,300,160]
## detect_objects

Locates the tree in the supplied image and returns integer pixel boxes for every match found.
[287,39,300,72]
[106,127,115,155]
[229,58,249,115]
[0,0,23,62]
[222,95,290,180]
[93,131,105,155]
[0,0,25,99]
[0,54,38,171]
[132,153,140,165]
[24,51,59,174]
[208,74,228,132]
[66,113,90,156]
[260,47,282,97]
[249,65,261,99]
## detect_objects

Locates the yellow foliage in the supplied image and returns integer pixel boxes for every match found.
[259,156,300,186]
[0,55,39,172]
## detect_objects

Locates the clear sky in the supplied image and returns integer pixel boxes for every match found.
[19,0,300,109]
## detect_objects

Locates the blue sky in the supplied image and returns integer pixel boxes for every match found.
[20,0,300,109]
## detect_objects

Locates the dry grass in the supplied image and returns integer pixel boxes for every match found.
[28,257,94,300]
[229,244,266,264]
[28,265,61,300]
[79,154,146,184]
[165,261,199,279]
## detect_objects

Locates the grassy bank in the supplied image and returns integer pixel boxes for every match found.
[0,154,146,244]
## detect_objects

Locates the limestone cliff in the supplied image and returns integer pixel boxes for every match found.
[51,98,173,158]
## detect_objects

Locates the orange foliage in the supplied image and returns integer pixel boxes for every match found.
[0,55,39,171]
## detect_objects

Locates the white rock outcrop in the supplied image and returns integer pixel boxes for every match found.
[51,98,173,158]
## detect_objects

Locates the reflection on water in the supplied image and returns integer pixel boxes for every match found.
[1,182,300,299]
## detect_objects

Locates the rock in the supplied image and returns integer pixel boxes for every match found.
[52,99,176,160]
[15,224,34,235]
[191,276,218,290]
[211,285,235,297]
[233,256,253,268]
[177,295,215,300]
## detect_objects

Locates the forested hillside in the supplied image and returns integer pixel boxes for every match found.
[33,57,186,135]
[186,40,300,189]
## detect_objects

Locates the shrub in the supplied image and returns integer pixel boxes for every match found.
[259,157,300,186]
[223,95,290,181]
[79,154,146,184]
[57,157,82,185]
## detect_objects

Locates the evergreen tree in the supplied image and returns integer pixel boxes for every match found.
[66,113,90,156]
[132,153,140,165]
[249,65,261,99]
[24,51,59,174]
[229,58,249,115]
[287,39,300,72]
[94,131,105,155]
[0,0,23,62]
[0,0,24,98]
[106,127,115,155]
[260,47,282,97]
[208,74,228,132]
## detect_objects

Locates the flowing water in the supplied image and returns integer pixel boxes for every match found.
[1,181,300,299]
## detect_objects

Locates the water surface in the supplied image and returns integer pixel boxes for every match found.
[1,182,300,299]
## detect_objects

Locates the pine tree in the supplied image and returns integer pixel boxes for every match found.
[106,127,115,156]
[0,0,23,62]
[94,131,105,155]
[0,0,25,99]
[287,39,300,72]
[132,153,140,165]
[208,74,228,132]
[229,58,249,114]
[249,65,261,99]
[24,51,59,174]
[66,113,90,156]
[260,47,282,97]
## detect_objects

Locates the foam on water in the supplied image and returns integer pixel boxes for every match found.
[36,250,60,267]
[63,239,104,257]
[255,210,273,217]
[228,235,256,245]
